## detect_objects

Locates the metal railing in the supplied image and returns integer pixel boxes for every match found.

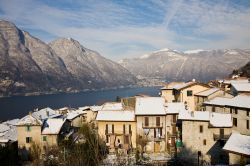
[142,123,163,128]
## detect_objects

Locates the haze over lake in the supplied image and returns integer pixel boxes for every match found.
[0,87,160,121]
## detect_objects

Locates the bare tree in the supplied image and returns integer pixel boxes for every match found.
[136,134,149,159]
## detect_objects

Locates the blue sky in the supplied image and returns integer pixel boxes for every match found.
[1,0,250,60]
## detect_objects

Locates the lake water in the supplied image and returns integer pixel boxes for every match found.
[0,86,160,121]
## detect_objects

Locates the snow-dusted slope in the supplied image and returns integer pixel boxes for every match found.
[119,48,250,82]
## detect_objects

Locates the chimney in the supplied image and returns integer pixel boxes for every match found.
[46,111,49,117]
[29,111,32,116]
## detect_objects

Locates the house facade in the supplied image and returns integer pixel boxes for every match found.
[178,110,232,164]
[204,95,250,135]
[96,110,136,153]
[161,81,210,111]
[135,97,167,153]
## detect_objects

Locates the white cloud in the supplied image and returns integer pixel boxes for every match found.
[0,0,250,60]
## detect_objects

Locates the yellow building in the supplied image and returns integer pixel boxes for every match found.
[16,113,70,152]
[135,97,167,153]
[96,110,136,153]
[194,88,233,111]
[161,81,210,111]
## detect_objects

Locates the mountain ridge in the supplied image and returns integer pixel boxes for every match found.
[0,20,137,97]
[119,48,250,82]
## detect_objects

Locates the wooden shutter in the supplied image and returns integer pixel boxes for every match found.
[154,129,156,138]
[105,124,108,134]
[145,117,149,126]
[173,115,176,123]
[129,124,132,134]
[199,125,203,133]
[156,117,160,126]
[112,124,114,134]
[123,124,125,134]
[159,128,162,137]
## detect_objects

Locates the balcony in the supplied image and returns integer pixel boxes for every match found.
[105,130,132,136]
[142,123,163,128]
[154,136,165,142]
[213,134,230,141]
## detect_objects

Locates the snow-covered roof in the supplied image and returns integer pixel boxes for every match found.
[17,114,42,126]
[42,118,65,135]
[195,88,220,97]
[223,79,248,84]
[204,95,250,109]
[101,102,123,111]
[178,110,210,121]
[32,107,60,121]
[228,95,250,109]
[179,110,232,127]
[161,82,185,90]
[203,97,232,106]
[96,110,135,121]
[3,119,20,126]
[135,97,165,115]
[223,133,250,156]
[90,105,103,112]
[173,82,196,90]
[209,113,232,127]
[165,102,186,114]
[0,119,20,142]
[0,124,10,133]
[66,112,81,120]
[231,83,250,92]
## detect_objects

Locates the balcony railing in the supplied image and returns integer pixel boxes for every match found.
[105,130,132,135]
[142,123,163,128]
[213,134,230,141]
[154,136,165,142]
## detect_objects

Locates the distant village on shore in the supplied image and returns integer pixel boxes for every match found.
[1,75,250,165]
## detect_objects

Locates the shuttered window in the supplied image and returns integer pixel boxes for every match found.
[129,124,132,134]
[247,120,249,129]
[144,117,149,126]
[112,124,114,134]
[199,125,203,133]
[156,117,160,126]
[105,124,108,134]
[123,124,125,134]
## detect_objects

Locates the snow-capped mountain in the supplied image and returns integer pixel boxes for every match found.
[0,20,136,96]
[119,48,250,82]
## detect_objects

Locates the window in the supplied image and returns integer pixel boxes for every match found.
[106,135,109,143]
[123,124,125,134]
[124,135,129,144]
[129,124,132,134]
[247,120,249,129]
[43,136,47,142]
[235,108,238,114]
[26,137,32,143]
[187,90,193,96]
[212,106,215,112]
[112,124,114,134]
[156,117,160,126]
[173,115,177,123]
[233,118,237,127]
[203,139,206,145]
[105,124,108,134]
[247,110,250,117]
[230,107,238,114]
[144,117,149,126]
[199,125,203,133]
[26,125,31,132]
